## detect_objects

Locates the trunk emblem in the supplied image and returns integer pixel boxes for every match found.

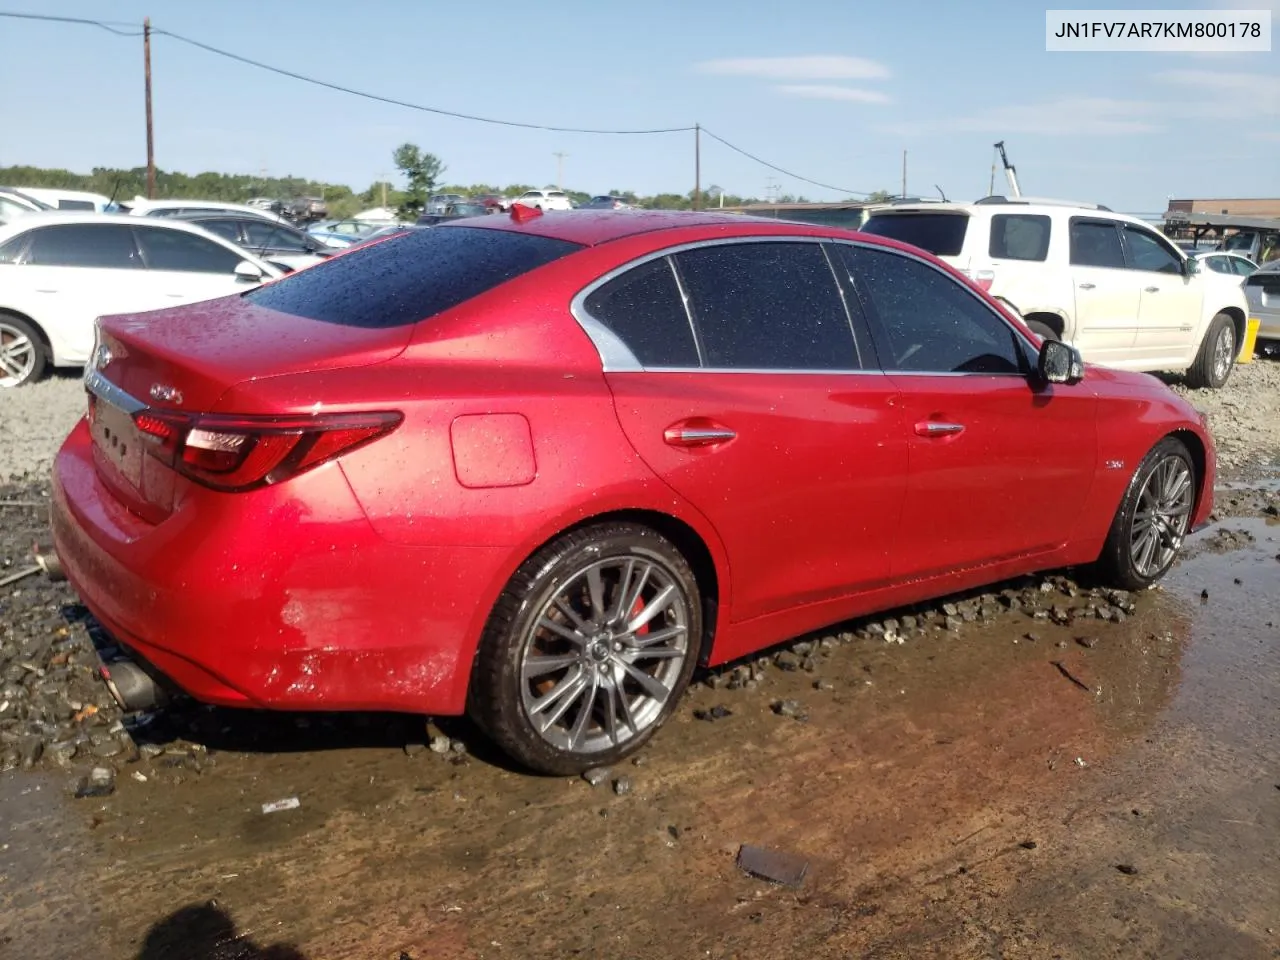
[149,383,183,404]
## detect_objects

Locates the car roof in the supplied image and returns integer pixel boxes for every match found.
[871,200,1159,231]
[441,208,872,247]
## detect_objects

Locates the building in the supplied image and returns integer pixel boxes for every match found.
[1166,198,1280,218]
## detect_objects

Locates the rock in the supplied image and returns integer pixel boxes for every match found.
[91,739,122,759]
[774,651,801,672]
[944,615,963,632]
[1076,637,1098,649]
[18,735,42,770]
[582,767,611,787]
[612,776,632,796]
[942,602,958,616]
[771,699,806,720]
[449,740,467,755]
[428,735,451,755]
[1025,632,1042,643]
[46,739,78,767]
[813,679,834,691]
[139,743,164,760]
[75,767,115,799]
[404,742,427,756]
[694,705,732,722]
[705,673,725,690]
[791,641,814,656]
[1019,840,1038,850]
[1116,863,1139,876]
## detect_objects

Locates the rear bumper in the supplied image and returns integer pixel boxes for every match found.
[51,419,507,715]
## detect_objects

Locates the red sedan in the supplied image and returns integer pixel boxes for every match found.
[50,208,1215,774]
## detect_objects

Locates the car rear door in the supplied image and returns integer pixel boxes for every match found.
[19,222,150,362]
[1067,217,1140,365]
[834,242,1098,581]
[1121,223,1203,364]
[585,239,908,628]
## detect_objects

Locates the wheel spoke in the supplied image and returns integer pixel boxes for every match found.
[621,660,670,702]
[608,558,637,623]
[553,598,592,635]
[627,624,687,649]
[0,355,22,378]
[624,584,675,635]
[567,672,600,749]
[523,653,580,678]
[537,616,588,646]
[602,681,621,746]
[534,669,588,729]
[630,647,684,661]
[586,566,607,624]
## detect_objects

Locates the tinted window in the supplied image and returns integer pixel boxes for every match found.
[198,220,241,242]
[1232,258,1256,276]
[26,224,141,269]
[1069,220,1125,269]
[861,213,969,256]
[1122,225,1182,274]
[582,257,698,367]
[0,235,26,264]
[840,245,1022,375]
[246,225,582,328]
[135,226,243,274]
[674,242,858,370]
[989,214,1051,261]
[1204,256,1233,275]
[244,220,310,251]
[58,199,97,211]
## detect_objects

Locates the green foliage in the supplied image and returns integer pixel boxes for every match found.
[393,143,446,219]
[866,190,894,202]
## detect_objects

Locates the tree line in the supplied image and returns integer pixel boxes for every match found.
[2,146,887,221]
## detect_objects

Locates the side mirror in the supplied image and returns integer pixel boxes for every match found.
[1037,339,1084,385]
[1183,256,1199,276]
[234,260,265,283]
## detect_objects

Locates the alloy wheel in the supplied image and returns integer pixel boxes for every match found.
[519,555,690,754]
[1212,324,1235,383]
[0,321,36,388]
[1129,455,1194,578]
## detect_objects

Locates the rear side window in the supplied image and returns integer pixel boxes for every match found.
[244,220,310,251]
[582,257,699,366]
[197,220,242,242]
[989,214,1050,261]
[245,225,583,328]
[25,224,141,269]
[135,226,244,274]
[674,242,858,370]
[0,235,26,264]
[861,213,969,256]
[1069,220,1125,268]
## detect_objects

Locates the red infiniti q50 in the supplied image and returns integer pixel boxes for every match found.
[50,209,1215,774]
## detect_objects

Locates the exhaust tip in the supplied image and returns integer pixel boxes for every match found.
[35,551,66,582]
[100,660,170,713]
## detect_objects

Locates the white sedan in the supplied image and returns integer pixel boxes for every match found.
[0,213,282,387]
[513,189,573,211]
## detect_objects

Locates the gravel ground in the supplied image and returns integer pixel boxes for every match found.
[0,373,84,484]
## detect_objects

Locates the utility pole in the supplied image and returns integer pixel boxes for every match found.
[553,151,567,191]
[144,17,155,199]
[989,148,997,196]
[693,123,701,211]
[901,149,907,199]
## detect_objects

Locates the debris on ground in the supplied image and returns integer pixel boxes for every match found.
[693,705,732,722]
[1116,863,1139,875]
[612,776,632,796]
[737,843,810,888]
[770,699,807,720]
[261,797,301,814]
[74,766,115,799]
[582,767,611,787]
[1051,660,1094,693]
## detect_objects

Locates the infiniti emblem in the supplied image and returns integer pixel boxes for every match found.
[150,383,183,404]
[94,344,113,369]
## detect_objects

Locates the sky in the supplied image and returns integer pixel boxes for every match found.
[2,0,1277,213]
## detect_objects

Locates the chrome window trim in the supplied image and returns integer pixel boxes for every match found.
[85,369,146,414]
[570,235,864,374]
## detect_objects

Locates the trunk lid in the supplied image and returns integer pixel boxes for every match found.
[90,294,412,522]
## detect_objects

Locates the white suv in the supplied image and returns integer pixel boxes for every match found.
[861,198,1250,389]
[513,189,573,212]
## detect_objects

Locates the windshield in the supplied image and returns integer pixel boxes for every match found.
[861,213,970,257]
[1225,232,1259,252]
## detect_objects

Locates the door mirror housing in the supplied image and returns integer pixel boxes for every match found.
[234,260,265,283]
[1037,339,1084,385]
[1183,256,1199,276]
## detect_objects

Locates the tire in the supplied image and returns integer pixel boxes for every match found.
[1095,437,1196,590]
[1184,312,1236,389]
[468,522,702,775]
[0,313,48,388]
[1025,320,1060,342]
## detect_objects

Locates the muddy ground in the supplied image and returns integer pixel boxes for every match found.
[3,370,1280,959]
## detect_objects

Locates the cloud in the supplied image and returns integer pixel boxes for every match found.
[776,84,890,104]
[695,55,889,81]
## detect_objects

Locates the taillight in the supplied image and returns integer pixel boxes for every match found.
[132,409,402,492]
[972,269,996,292]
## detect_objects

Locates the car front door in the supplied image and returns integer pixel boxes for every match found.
[18,222,149,363]
[132,225,262,304]
[1122,223,1203,363]
[834,242,1098,582]
[584,240,908,638]
[1068,217,1139,366]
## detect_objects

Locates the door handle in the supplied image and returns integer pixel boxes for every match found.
[35,289,58,294]
[664,422,736,447]
[914,421,965,438]
[1144,286,1159,293]
[1078,282,1096,290]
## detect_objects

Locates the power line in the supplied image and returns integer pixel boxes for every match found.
[0,10,876,196]
[0,11,142,36]
[700,128,871,198]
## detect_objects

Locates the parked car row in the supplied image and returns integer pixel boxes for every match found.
[46,206,1216,774]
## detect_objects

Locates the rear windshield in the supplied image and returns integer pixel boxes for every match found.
[861,213,970,257]
[244,225,583,327]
